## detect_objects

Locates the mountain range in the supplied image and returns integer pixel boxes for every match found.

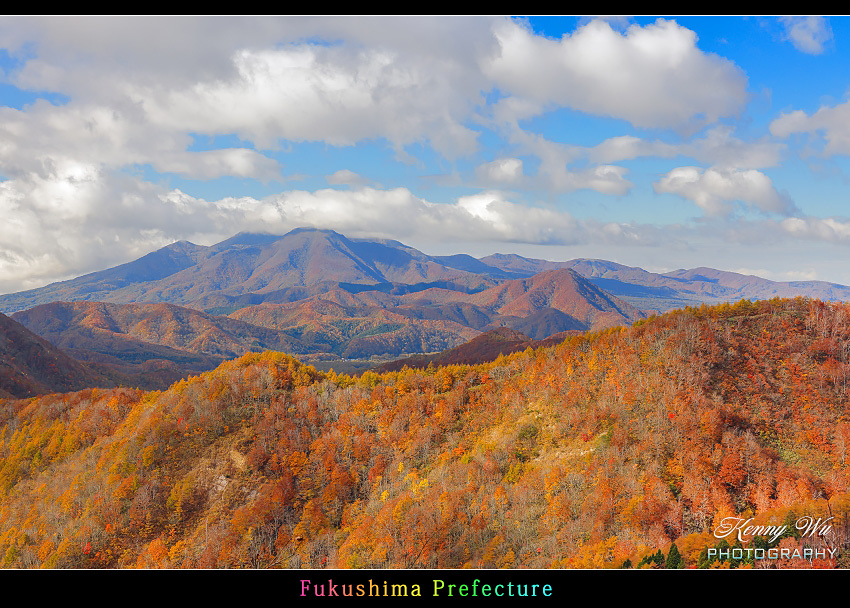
[2,227,850,396]
[4,227,848,316]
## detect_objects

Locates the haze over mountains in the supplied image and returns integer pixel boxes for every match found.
[0,229,502,314]
[2,227,850,397]
[3,227,848,316]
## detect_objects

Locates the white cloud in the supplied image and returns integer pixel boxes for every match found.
[729,266,818,281]
[770,101,850,157]
[587,127,784,169]
[0,175,672,294]
[0,17,756,211]
[685,126,785,169]
[654,166,796,216]
[0,17,496,164]
[326,169,369,187]
[159,149,281,180]
[508,130,632,195]
[564,165,632,196]
[0,101,283,182]
[485,18,748,129]
[0,171,185,293]
[2,17,828,294]
[452,191,578,242]
[0,17,515,272]
[0,16,500,95]
[246,188,586,245]
[588,136,680,164]
[475,157,524,184]
[7,165,850,296]
[781,269,819,281]
[143,46,481,158]
[780,216,850,242]
[780,16,833,55]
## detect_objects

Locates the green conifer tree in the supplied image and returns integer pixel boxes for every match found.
[666,542,684,569]
[716,539,730,563]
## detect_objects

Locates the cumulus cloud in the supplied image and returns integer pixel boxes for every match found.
[0,18,505,295]
[780,16,833,54]
[654,166,796,216]
[0,17,494,164]
[226,187,590,246]
[730,266,818,281]
[560,165,632,195]
[588,136,679,164]
[0,17,806,293]
[326,169,370,187]
[485,18,748,129]
[0,100,283,182]
[6,163,848,296]
[685,126,785,169]
[0,17,753,203]
[508,130,632,195]
[143,46,481,158]
[588,127,784,169]
[0,170,202,293]
[770,101,850,157]
[780,216,850,242]
[0,173,671,294]
[475,157,524,184]
[0,16,500,98]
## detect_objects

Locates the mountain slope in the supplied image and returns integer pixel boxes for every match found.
[5,229,850,319]
[468,268,645,330]
[0,313,115,398]
[374,326,580,372]
[0,229,498,314]
[566,258,850,312]
[12,270,632,368]
[227,297,481,358]
[0,241,208,314]
[482,253,850,312]
[224,268,644,359]
[12,301,309,361]
[0,298,848,569]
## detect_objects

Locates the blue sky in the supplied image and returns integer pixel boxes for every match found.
[2,16,850,293]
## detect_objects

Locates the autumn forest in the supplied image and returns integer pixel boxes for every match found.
[1,297,849,569]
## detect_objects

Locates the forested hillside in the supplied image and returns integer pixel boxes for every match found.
[0,313,119,399]
[1,297,849,568]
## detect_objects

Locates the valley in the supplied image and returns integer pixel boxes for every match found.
[3,228,849,398]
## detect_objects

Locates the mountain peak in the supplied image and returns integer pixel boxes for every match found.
[210,231,285,250]
[284,227,346,239]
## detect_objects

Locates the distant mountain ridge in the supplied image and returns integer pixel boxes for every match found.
[5,247,645,380]
[4,228,847,317]
[224,266,643,358]
[3,228,850,386]
[0,229,643,370]
[482,255,850,312]
[0,229,507,314]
